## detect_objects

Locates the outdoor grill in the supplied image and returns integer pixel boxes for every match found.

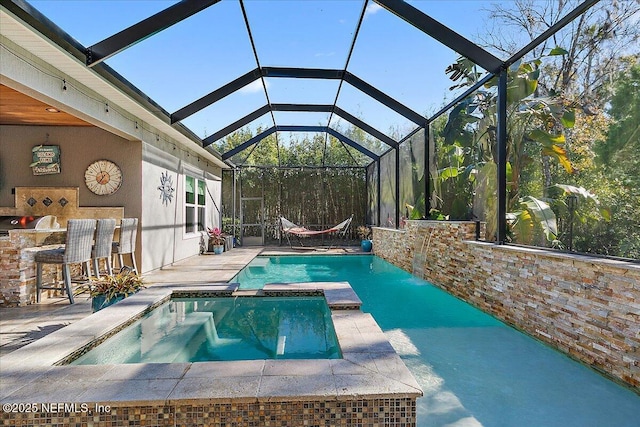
[0,215,59,235]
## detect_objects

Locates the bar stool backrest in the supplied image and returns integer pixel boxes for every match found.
[94,219,117,259]
[63,219,97,264]
[118,218,138,255]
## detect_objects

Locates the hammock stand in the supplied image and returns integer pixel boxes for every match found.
[280,215,353,249]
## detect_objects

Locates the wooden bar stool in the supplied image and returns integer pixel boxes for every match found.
[35,219,96,304]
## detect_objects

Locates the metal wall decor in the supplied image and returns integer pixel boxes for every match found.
[158,170,175,206]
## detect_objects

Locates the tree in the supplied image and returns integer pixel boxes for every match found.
[596,62,640,185]
[214,123,373,240]
[481,0,640,105]
[576,61,640,259]
[457,0,640,256]
[439,53,580,242]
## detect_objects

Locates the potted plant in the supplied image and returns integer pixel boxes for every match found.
[207,227,225,254]
[357,225,373,252]
[76,271,146,312]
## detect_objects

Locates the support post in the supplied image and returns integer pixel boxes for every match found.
[365,166,370,225]
[279,168,283,246]
[424,124,430,217]
[395,146,400,229]
[237,168,242,245]
[230,169,235,241]
[497,69,508,244]
[377,160,381,227]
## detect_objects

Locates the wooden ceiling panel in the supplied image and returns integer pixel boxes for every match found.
[0,84,92,126]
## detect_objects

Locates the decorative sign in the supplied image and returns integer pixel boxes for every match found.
[158,170,175,206]
[30,145,61,175]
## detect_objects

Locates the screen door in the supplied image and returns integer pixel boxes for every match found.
[240,197,264,246]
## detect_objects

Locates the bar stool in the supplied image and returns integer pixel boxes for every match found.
[112,218,138,274]
[35,219,96,304]
[92,218,116,278]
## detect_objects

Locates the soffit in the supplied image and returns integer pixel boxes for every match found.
[0,83,92,126]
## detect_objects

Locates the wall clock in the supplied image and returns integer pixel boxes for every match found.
[84,159,122,195]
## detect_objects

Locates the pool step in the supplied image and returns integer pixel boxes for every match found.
[249,258,270,268]
[232,289,264,297]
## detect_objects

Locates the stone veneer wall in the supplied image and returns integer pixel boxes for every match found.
[372,220,640,389]
[0,232,66,306]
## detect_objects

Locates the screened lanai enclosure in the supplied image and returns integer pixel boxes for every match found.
[20,0,639,258]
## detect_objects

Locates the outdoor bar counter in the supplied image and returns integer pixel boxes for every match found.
[0,187,123,306]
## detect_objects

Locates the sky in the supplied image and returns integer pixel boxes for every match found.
[26,0,559,145]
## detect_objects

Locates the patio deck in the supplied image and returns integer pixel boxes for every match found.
[0,245,423,427]
[0,246,361,357]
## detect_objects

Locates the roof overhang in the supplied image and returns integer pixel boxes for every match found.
[0,1,228,169]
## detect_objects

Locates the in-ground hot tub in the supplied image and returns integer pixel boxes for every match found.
[69,295,341,364]
[1,283,422,427]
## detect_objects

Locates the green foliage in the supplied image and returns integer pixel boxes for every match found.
[215,121,371,241]
[578,60,640,259]
[75,272,145,301]
[506,59,540,103]
[429,1,639,257]
[215,122,379,168]
[356,225,371,240]
[596,63,640,188]
[436,50,586,243]
[221,166,366,243]
[568,170,640,259]
[516,196,558,242]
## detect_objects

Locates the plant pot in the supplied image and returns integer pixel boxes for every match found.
[360,239,373,252]
[92,294,126,312]
[213,245,224,254]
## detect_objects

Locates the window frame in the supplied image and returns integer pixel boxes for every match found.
[184,175,207,236]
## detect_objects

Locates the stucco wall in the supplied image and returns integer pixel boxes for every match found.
[0,125,141,210]
[141,142,222,272]
[373,221,640,389]
[0,124,223,281]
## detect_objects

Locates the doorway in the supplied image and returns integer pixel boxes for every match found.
[240,197,264,246]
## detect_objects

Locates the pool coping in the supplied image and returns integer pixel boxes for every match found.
[0,282,422,406]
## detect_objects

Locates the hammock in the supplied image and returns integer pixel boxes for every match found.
[280,215,353,247]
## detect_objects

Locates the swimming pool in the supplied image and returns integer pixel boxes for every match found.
[70,296,341,364]
[235,255,640,427]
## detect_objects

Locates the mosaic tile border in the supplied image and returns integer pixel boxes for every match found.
[1,398,417,427]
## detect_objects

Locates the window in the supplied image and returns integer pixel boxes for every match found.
[185,176,206,234]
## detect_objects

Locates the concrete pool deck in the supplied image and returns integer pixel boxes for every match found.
[0,247,264,356]
[1,247,421,426]
[1,246,359,356]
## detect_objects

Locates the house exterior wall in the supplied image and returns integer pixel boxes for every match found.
[141,142,222,272]
[0,125,141,210]
[372,220,640,389]
[1,36,224,290]
[0,123,223,280]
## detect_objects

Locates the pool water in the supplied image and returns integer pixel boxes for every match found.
[70,296,341,365]
[234,255,640,427]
